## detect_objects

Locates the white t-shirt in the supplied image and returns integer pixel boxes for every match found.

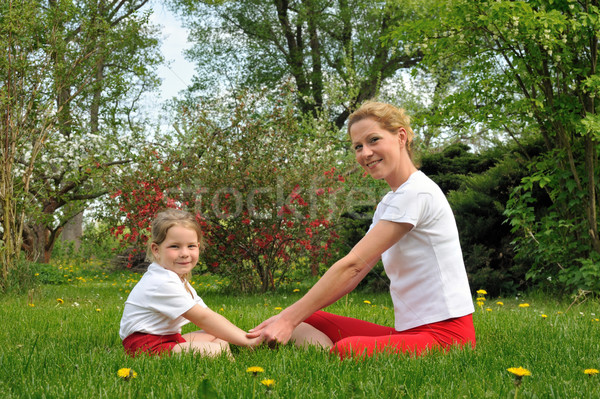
[370,171,474,331]
[119,263,208,340]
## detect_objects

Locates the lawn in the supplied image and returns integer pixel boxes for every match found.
[0,259,599,398]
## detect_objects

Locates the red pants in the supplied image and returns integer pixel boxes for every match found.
[303,311,475,359]
[122,332,186,357]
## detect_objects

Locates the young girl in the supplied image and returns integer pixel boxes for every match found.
[119,209,261,357]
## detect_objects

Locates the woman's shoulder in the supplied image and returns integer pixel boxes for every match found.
[402,171,445,197]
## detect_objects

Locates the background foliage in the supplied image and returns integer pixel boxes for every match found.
[3,0,600,296]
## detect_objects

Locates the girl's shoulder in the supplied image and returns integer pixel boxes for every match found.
[135,264,181,290]
[127,265,191,305]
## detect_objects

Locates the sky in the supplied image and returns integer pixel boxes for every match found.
[148,4,195,104]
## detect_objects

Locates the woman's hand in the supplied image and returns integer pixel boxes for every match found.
[247,314,296,346]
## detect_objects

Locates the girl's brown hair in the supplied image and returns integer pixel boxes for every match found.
[347,101,415,159]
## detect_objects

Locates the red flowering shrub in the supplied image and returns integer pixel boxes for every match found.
[105,88,351,291]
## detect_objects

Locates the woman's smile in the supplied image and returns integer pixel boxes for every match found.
[366,159,382,169]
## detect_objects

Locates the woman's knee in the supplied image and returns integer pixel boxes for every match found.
[291,322,333,349]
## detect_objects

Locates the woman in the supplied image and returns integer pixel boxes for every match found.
[248,101,475,359]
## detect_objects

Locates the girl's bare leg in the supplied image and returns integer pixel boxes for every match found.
[290,322,333,350]
[173,331,232,357]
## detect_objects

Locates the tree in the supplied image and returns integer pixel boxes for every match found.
[1,0,57,288]
[170,0,426,128]
[13,0,162,263]
[389,0,600,291]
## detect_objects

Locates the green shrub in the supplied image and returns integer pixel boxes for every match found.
[504,142,600,294]
[448,157,529,296]
[1,259,66,294]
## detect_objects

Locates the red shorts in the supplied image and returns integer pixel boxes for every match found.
[304,311,476,359]
[122,332,186,357]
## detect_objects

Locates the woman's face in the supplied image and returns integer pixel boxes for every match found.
[350,117,407,189]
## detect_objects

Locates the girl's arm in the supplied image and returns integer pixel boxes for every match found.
[182,305,262,347]
[248,220,412,344]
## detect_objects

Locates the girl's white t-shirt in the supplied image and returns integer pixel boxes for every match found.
[370,171,474,331]
[119,263,207,340]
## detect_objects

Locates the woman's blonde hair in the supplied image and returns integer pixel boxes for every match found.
[347,101,415,159]
[146,209,205,279]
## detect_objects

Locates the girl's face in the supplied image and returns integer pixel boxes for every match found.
[151,225,200,277]
[350,117,407,190]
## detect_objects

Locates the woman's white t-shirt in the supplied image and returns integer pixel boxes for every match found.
[119,263,207,340]
[370,171,474,331]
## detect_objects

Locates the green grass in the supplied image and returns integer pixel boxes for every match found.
[1,260,599,398]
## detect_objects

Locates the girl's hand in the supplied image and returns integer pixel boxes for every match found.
[246,335,264,347]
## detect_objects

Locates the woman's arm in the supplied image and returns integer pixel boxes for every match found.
[183,305,262,347]
[248,220,412,344]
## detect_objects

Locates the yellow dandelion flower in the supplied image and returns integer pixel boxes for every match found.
[363,300,371,305]
[56,298,64,304]
[28,303,35,307]
[518,303,530,308]
[584,369,599,376]
[246,366,264,375]
[96,308,101,312]
[486,308,492,312]
[476,289,487,295]
[477,297,486,301]
[34,273,40,276]
[293,288,300,292]
[496,301,504,306]
[507,367,531,377]
[541,314,547,319]
[117,368,137,380]
[261,379,275,388]
[274,307,282,310]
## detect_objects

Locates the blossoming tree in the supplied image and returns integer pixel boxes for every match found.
[0,0,162,270]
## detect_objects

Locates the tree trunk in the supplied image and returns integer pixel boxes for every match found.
[60,211,83,251]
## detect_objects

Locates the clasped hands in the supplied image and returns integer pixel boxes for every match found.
[246,314,296,349]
